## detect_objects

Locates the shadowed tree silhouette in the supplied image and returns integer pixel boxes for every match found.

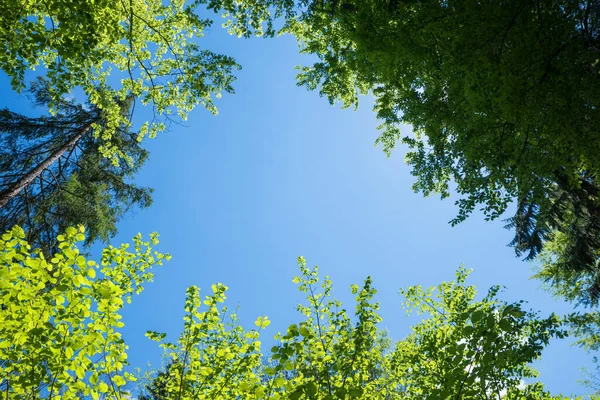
[0,78,152,255]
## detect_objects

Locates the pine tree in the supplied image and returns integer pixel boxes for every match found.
[0,79,152,255]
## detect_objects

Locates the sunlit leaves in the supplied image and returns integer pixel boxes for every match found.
[0,0,275,162]
[0,226,573,398]
[141,282,265,398]
[395,267,565,398]
[0,225,168,398]
[142,258,567,399]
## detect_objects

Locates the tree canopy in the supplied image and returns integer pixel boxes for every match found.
[0,79,152,255]
[129,260,583,399]
[0,0,280,161]
[0,228,576,399]
[0,0,290,241]
[0,226,169,398]
[1,0,600,397]
[278,0,600,298]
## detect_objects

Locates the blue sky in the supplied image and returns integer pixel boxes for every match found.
[0,23,594,396]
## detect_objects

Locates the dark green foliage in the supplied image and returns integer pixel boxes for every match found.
[509,170,600,298]
[278,0,600,299]
[0,79,152,255]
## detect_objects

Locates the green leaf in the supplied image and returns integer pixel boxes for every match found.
[299,326,310,337]
[98,382,109,393]
[499,319,512,331]
[76,255,86,267]
[472,310,484,323]
[305,382,317,397]
[289,389,303,400]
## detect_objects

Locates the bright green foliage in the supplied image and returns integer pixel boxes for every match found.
[0,227,580,398]
[0,225,169,399]
[395,267,565,398]
[0,0,277,160]
[144,283,267,398]
[263,259,391,399]
[202,0,294,38]
[144,258,570,399]
[279,0,600,296]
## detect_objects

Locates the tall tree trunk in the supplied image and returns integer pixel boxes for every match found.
[0,125,91,209]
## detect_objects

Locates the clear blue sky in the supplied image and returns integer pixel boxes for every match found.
[0,23,594,396]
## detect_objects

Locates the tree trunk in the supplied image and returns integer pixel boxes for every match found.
[0,125,91,209]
